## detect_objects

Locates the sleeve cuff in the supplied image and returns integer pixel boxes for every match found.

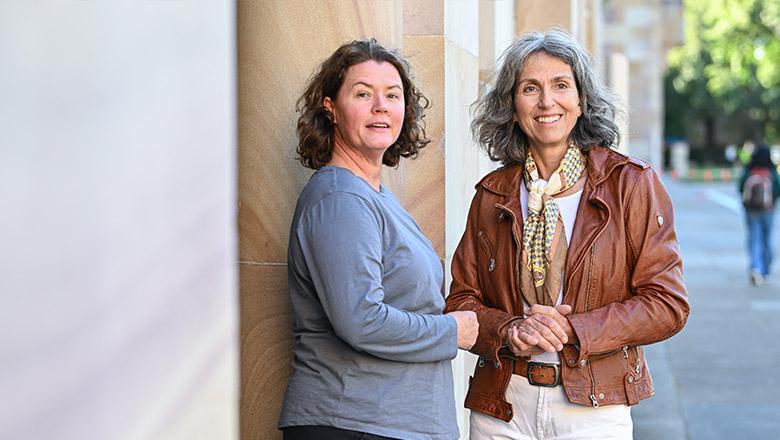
[471,312,519,362]
[567,314,590,365]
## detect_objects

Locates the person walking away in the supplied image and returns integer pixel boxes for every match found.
[739,144,780,286]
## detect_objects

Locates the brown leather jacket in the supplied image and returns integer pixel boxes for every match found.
[445,147,689,422]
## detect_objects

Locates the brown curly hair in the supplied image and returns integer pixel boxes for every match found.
[296,38,430,169]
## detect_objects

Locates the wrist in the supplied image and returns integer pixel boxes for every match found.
[501,317,523,346]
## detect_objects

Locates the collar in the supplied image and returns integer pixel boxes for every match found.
[477,146,647,197]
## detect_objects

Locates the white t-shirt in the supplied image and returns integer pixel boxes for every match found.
[519,180,583,364]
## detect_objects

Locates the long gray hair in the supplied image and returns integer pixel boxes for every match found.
[472,28,622,165]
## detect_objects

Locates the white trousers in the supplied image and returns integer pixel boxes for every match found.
[470,375,633,440]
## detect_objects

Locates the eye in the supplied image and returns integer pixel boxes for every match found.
[522,84,538,93]
[556,82,570,90]
[356,91,370,98]
[387,92,401,100]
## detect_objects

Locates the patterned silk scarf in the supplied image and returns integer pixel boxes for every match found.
[521,144,586,306]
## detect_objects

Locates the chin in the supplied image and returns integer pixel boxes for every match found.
[369,140,396,150]
[531,140,565,149]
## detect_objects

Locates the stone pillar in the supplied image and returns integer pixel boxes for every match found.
[238,2,402,439]
[404,0,486,435]
[388,0,445,255]
[584,0,605,79]
[670,140,690,179]
[445,1,482,436]
[516,0,576,35]
[610,52,630,154]
[477,0,515,179]
[479,0,516,79]
[601,1,683,170]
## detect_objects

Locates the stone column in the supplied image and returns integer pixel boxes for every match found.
[583,0,605,78]
[403,0,485,434]
[238,2,401,439]
[516,0,576,35]
[602,1,683,169]
[611,52,631,154]
[480,0,516,81]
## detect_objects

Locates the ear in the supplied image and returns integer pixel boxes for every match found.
[323,97,336,123]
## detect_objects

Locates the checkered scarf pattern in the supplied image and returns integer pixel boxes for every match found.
[522,145,586,287]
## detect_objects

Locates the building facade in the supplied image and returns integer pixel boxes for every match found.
[239,1,682,439]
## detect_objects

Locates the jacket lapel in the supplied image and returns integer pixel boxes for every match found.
[564,179,608,300]
[563,148,624,300]
[480,149,629,305]
[494,168,524,247]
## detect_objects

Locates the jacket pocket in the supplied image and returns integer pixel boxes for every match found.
[478,230,496,273]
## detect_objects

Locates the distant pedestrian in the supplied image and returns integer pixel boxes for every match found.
[739,144,780,286]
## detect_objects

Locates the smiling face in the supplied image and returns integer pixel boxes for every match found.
[323,60,405,162]
[513,52,581,155]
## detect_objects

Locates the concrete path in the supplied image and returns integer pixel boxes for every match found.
[633,179,780,440]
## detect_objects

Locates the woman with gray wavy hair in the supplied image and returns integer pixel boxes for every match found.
[445,29,689,439]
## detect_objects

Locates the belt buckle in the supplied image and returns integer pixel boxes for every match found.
[526,361,559,387]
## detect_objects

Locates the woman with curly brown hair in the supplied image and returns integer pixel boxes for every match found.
[278,38,478,440]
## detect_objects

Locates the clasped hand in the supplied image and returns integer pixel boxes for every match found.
[506,304,577,357]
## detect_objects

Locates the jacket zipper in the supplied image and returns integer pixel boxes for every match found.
[583,244,596,310]
[495,204,522,316]
[634,346,641,374]
[477,230,496,272]
[622,345,630,371]
[587,344,600,407]
[565,196,609,296]
[585,245,600,407]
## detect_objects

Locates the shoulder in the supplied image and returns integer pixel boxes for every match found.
[586,147,674,218]
[599,146,650,167]
[586,146,652,187]
[295,168,386,226]
[301,167,380,205]
[475,163,523,196]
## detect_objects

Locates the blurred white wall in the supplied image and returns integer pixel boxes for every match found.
[0,2,238,439]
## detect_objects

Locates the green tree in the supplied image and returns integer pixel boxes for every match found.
[666,0,780,146]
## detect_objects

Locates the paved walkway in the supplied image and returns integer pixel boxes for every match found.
[633,179,780,440]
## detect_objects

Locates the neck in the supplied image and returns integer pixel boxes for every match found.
[529,143,569,180]
[327,137,383,190]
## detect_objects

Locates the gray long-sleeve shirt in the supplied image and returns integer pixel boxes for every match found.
[278,166,459,440]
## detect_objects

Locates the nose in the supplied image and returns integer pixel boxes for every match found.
[372,95,388,113]
[538,88,554,109]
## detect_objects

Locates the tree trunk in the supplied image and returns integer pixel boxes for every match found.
[704,115,716,161]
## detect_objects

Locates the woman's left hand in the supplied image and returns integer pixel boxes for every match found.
[506,324,546,357]
[526,304,579,346]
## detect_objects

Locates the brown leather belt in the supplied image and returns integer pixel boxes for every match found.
[513,359,561,387]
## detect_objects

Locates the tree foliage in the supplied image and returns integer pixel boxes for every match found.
[666,0,780,145]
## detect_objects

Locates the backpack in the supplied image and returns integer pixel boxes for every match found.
[742,168,774,211]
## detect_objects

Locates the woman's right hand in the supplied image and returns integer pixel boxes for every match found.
[448,311,479,350]
[506,324,545,357]
[506,312,568,356]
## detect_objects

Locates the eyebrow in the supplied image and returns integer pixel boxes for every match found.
[350,81,402,90]
[518,75,575,84]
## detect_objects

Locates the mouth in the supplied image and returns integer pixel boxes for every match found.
[535,115,561,124]
[366,122,391,129]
